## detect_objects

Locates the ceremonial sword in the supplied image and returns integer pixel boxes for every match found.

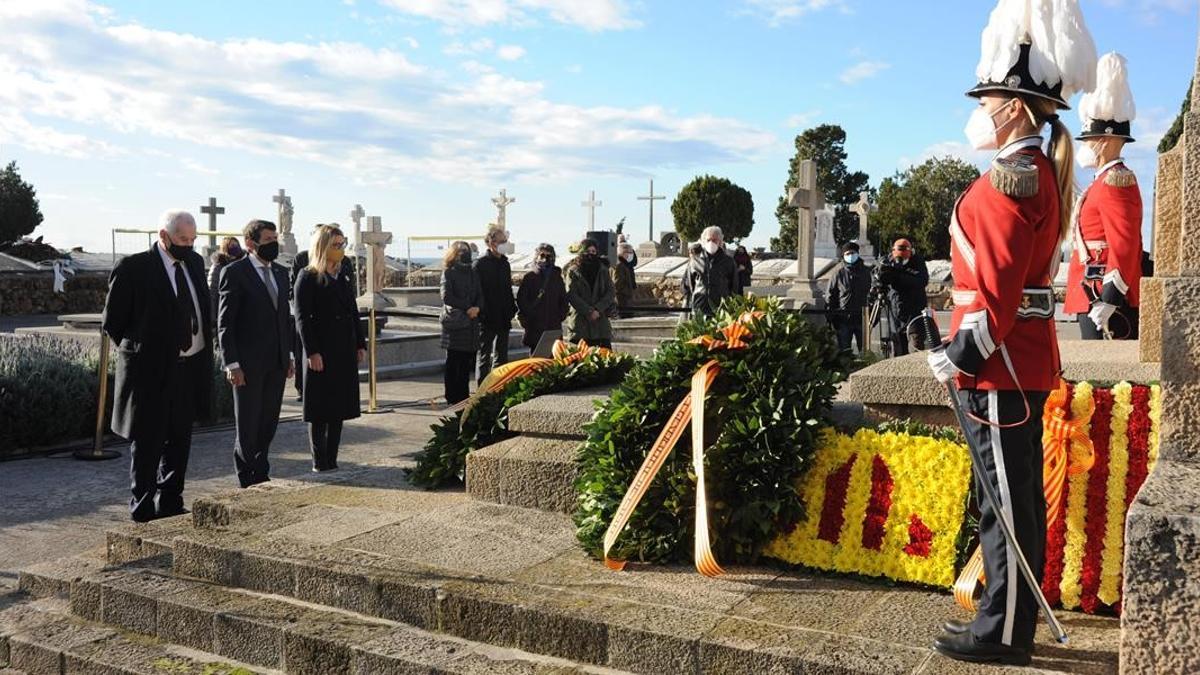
[921,309,1069,645]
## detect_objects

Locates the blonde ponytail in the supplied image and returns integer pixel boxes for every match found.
[1024,96,1076,240]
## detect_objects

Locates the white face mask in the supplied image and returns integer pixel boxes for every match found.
[844,252,860,265]
[622,253,634,263]
[494,241,515,255]
[1076,142,1100,169]
[964,99,1016,151]
[702,241,720,255]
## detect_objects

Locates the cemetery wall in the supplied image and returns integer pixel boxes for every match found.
[0,272,108,316]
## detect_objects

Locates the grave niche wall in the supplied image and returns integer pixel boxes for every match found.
[0,272,108,316]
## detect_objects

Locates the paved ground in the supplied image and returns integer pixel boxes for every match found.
[0,376,451,591]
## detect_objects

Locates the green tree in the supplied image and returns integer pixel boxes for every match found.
[873,157,980,259]
[1159,82,1192,154]
[0,162,43,243]
[670,175,754,242]
[771,124,871,254]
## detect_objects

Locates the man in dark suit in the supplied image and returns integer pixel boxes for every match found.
[103,209,214,522]
[218,219,294,488]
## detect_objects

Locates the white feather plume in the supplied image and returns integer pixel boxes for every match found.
[1079,53,1136,124]
[1052,0,1098,99]
[976,0,1026,84]
[1026,0,1060,90]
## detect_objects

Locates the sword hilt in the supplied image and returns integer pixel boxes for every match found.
[921,308,941,349]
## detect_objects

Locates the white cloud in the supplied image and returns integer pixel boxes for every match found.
[496,44,526,61]
[444,37,494,56]
[403,36,420,49]
[0,1,772,184]
[741,0,847,26]
[839,60,890,85]
[786,110,822,129]
[379,0,640,30]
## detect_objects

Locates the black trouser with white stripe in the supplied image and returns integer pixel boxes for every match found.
[959,388,1050,650]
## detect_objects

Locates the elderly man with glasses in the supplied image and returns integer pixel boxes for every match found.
[873,237,930,356]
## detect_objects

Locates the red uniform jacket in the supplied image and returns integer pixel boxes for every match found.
[1062,161,1143,314]
[946,139,1062,392]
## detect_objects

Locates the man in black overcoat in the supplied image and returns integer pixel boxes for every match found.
[219,220,294,488]
[103,210,214,522]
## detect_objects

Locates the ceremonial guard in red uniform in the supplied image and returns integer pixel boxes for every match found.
[1063,53,1143,340]
[926,0,1097,665]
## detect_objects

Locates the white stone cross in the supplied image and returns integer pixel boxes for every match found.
[491,189,516,230]
[582,190,603,231]
[272,189,290,232]
[350,204,366,255]
[787,159,825,280]
[200,197,225,252]
[358,215,394,310]
[849,191,876,258]
[637,180,666,242]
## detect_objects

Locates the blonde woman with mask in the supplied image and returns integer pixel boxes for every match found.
[294,224,365,472]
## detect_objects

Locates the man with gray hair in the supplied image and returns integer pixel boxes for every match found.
[681,225,738,318]
[103,209,214,522]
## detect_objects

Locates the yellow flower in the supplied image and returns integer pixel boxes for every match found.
[1097,382,1132,606]
[1060,381,1094,610]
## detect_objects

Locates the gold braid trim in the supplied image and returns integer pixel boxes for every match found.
[1104,166,1137,188]
[989,154,1040,199]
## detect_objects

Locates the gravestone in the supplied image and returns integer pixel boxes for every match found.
[581,190,602,231]
[1121,37,1200,674]
[200,197,224,253]
[492,189,515,230]
[357,215,395,311]
[637,180,666,243]
[350,204,366,258]
[750,258,796,280]
[636,240,662,262]
[634,256,688,279]
[785,159,825,308]
[814,208,837,259]
[850,192,877,259]
[659,231,682,256]
[273,189,298,258]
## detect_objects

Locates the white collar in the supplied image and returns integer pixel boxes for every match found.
[157,242,179,266]
[996,136,1043,159]
[1097,158,1125,176]
[249,253,272,270]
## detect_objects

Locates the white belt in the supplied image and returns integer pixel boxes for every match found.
[1084,240,1108,250]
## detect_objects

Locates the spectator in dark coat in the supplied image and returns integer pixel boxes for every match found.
[440,241,483,404]
[290,243,356,401]
[875,238,930,355]
[613,243,637,319]
[826,241,872,353]
[517,243,568,353]
[207,237,243,322]
[733,245,753,292]
[564,238,614,348]
[682,226,738,318]
[474,228,517,382]
[295,225,365,472]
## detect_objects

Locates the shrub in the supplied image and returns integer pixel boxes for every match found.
[574,295,850,565]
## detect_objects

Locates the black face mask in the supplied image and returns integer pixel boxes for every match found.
[227,246,243,259]
[536,257,554,269]
[168,242,193,260]
[458,252,472,265]
[256,241,280,262]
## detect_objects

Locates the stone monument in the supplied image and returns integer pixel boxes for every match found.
[785,159,826,307]
[492,189,515,231]
[850,191,876,259]
[1121,38,1200,674]
[581,190,602,230]
[357,215,395,311]
[273,189,298,258]
[350,204,366,258]
[637,179,666,245]
[199,197,224,253]
[813,208,838,259]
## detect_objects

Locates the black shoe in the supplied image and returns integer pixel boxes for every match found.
[131,512,156,523]
[943,619,971,635]
[933,631,1032,666]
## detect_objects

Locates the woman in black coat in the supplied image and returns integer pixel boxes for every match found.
[295,225,365,471]
[516,243,568,353]
[440,241,483,404]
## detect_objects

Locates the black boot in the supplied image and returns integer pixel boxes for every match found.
[933,631,1032,666]
[943,619,970,635]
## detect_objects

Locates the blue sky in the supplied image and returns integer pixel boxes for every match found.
[2,0,1196,259]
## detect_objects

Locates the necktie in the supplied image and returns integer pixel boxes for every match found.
[174,261,198,351]
[261,266,278,309]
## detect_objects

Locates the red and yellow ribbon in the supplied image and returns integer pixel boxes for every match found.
[603,311,761,577]
[953,379,1096,612]
[447,340,608,416]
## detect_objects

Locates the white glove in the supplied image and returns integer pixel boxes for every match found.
[927,347,959,385]
[1088,302,1117,332]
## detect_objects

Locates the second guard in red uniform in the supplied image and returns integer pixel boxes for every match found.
[926,0,1097,665]
[1063,52,1143,340]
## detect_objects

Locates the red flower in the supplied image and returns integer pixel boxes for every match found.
[861,454,894,551]
[1042,381,1073,606]
[818,455,857,543]
[1080,387,1114,614]
[904,514,933,558]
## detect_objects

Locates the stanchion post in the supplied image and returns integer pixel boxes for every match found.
[862,306,872,358]
[75,329,121,460]
[364,308,390,414]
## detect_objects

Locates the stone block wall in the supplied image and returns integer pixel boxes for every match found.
[0,272,108,316]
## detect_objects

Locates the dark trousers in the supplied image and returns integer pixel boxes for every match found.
[309,420,344,470]
[835,320,864,353]
[232,366,287,488]
[891,316,928,356]
[444,349,475,404]
[959,388,1050,649]
[1077,306,1140,341]
[293,326,304,397]
[477,324,510,383]
[129,354,200,521]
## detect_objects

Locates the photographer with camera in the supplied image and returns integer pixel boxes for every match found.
[873,238,930,356]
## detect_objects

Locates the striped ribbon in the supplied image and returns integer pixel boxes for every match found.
[603,311,761,577]
[446,339,607,416]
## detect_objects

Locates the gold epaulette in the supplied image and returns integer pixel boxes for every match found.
[990,154,1040,198]
[1104,166,1138,188]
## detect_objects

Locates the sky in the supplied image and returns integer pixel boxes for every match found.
[1,0,1197,260]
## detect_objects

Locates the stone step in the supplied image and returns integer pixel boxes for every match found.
[465,435,580,513]
[506,387,611,438]
[80,487,1117,674]
[16,555,629,675]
